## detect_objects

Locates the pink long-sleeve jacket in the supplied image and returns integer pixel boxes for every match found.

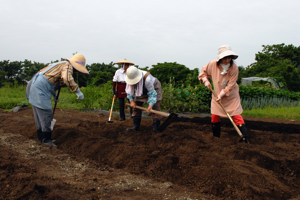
[199,60,243,117]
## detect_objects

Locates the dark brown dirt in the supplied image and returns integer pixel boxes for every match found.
[0,107,299,200]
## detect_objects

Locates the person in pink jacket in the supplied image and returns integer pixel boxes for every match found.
[198,45,248,143]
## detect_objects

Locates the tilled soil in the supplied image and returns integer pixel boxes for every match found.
[0,107,299,200]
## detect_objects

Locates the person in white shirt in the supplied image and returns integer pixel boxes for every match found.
[113,59,134,121]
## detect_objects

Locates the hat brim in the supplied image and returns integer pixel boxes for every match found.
[115,60,134,65]
[68,60,89,74]
[125,69,142,85]
[217,51,238,62]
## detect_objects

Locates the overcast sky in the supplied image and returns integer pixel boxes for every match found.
[0,0,299,70]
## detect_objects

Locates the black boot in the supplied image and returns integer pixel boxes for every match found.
[42,131,57,147]
[37,129,43,142]
[238,124,249,143]
[126,116,141,131]
[212,122,221,138]
[153,119,160,132]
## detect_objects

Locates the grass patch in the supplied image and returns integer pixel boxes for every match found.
[0,83,116,111]
[1,85,299,121]
[243,105,300,121]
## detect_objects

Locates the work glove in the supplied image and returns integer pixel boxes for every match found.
[217,89,225,102]
[113,89,117,95]
[130,100,136,109]
[75,88,84,100]
[201,77,211,89]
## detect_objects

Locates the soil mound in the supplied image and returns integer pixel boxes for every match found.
[0,108,299,199]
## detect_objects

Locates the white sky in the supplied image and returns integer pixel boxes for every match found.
[0,0,299,70]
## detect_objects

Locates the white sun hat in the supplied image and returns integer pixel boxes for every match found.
[68,53,89,74]
[125,66,142,85]
[217,45,238,62]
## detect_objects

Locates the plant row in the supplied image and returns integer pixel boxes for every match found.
[1,83,299,114]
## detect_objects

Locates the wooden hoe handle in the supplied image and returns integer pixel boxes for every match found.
[125,103,170,118]
[108,95,116,121]
[208,85,243,137]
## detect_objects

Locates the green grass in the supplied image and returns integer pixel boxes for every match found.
[0,86,29,109]
[243,105,300,121]
[0,83,117,111]
[1,85,299,121]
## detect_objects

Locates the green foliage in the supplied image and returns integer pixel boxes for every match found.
[161,80,210,113]
[242,97,299,110]
[1,85,300,121]
[56,82,114,110]
[239,85,300,101]
[0,60,47,86]
[78,86,102,109]
[243,43,300,91]
[150,62,192,85]
[87,62,117,86]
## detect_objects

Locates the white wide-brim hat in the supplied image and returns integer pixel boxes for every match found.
[217,45,238,62]
[115,58,134,66]
[125,66,142,85]
[68,53,89,74]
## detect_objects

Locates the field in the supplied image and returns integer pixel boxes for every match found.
[0,107,299,200]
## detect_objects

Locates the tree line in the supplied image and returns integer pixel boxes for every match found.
[0,43,299,91]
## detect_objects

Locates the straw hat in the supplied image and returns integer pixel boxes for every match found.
[217,45,238,62]
[68,54,89,74]
[115,58,134,66]
[125,66,142,85]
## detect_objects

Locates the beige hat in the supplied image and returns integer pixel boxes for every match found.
[115,58,134,66]
[217,45,238,62]
[68,54,89,74]
[125,66,142,85]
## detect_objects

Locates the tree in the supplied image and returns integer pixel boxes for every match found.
[87,62,117,86]
[244,44,300,91]
[149,62,191,85]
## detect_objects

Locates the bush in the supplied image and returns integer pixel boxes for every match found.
[239,85,300,101]
[161,82,210,113]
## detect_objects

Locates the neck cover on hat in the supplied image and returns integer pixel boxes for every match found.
[220,63,230,75]
[125,78,144,97]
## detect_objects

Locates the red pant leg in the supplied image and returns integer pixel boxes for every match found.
[211,114,220,123]
[232,115,245,125]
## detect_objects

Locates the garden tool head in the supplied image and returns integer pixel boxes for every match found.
[157,113,178,132]
[157,113,191,132]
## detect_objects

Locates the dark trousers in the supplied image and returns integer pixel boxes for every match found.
[132,101,161,120]
[118,98,125,120]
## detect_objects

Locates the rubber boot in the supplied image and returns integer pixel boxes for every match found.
[37,129,43,142]
[238,124,249,143]
[42,131,57,147]
[212,122,221,138]
[153,119,160,132]
[126,116,141,131]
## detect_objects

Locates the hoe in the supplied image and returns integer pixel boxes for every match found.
[125,103,189,132]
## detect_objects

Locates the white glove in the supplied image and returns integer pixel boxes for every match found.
[202,77,211,88]
[217,89,226,102]
[75,88,84,100]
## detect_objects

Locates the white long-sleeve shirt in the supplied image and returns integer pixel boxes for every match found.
[113,68,126,82]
